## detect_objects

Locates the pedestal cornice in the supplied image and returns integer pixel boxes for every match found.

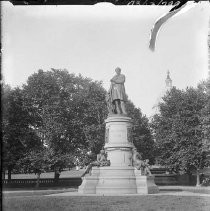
[105,114,132,123]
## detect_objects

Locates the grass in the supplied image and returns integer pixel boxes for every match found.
[2,188,77,197]
[2,195,210,211]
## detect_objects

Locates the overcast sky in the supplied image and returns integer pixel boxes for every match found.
[2,2,210,117]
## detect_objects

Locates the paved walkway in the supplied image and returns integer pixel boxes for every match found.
[45,186,210,197]
[46,191,210,197]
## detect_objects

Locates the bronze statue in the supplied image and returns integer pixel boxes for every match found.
[132,148,152,176]
[143,159,152,176]
[107,67,127,115]
[132,148,144,171]
[81,149,110,177]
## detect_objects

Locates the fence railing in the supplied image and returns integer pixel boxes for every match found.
[2,177,82,188]
[2,174,198,188]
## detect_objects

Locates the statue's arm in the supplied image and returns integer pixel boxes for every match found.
[132,154,136,162]
[96,154,100,162]
[136,153,142,160]
[110,76,117,83]
[111,75,125,84]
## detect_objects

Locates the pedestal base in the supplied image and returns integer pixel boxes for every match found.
[78,167,159,194]
[134,170,159,194]
[78,168,100,194]
[96,166,137,194]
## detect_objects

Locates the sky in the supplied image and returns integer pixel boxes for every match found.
[2,2,210,117]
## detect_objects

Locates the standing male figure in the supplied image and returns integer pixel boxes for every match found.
[108,67,127,114]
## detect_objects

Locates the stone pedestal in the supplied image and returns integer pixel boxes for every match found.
[96,166,137,194]
[78,115,159,195]
[78,168,100,194]
[104,115,134,166]
[134,170,159,194]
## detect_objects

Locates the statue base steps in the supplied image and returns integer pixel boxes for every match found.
[78,166,159,194]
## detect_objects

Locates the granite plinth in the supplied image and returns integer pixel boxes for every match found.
[78,167,159,194]
[135,170,159,194]
[96,166,137,194]
[78,168,100,194]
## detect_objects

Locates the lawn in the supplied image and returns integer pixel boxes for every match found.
[2,188,77,197]
[3,195,210,211]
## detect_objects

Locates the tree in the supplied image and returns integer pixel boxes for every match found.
[2,84,41,180]
[22,69,108,174]
[45,149,75,182]
[17,147,75,187]
[126,100,155,163]
[18,148,49,188]
[199,72,210,157]
[151,85,209,185]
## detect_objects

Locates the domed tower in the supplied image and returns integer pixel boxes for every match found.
[152,70,173,114]
[165,70,172,91]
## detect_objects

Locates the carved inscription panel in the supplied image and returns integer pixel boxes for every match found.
[109,128,127,143]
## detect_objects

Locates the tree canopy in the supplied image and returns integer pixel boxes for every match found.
[151,80,210,174]
[126,100,155,163]
[2,84,42,179]
[20,69,109,169]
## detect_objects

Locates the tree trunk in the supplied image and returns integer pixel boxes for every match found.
[2,171,5,180]
[36,172,41,188]
[54,167,60,184]
[8,168,12,182]
[196,171,201,187]
[188,172,193,186]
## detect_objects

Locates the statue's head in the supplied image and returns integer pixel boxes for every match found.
[115,67,121,75]
[145,159,149,163]
[100,150,105,154]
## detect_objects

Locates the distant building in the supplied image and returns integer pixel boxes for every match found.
[165,70,172,91]
[152,70,173,115]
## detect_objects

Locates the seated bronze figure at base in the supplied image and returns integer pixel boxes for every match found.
[132,148,152,176]
[81,149,110,177]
